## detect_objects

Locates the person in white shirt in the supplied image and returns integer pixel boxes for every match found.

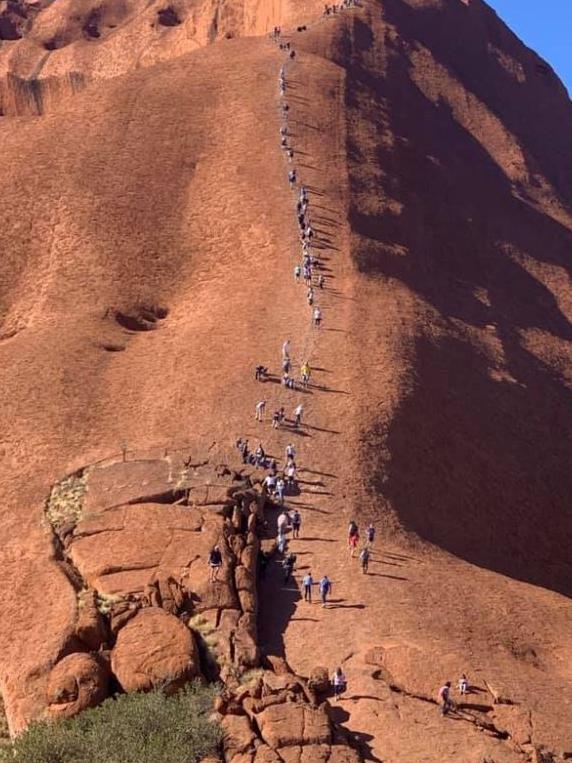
[255,400,266,421]
[294,403,303,427]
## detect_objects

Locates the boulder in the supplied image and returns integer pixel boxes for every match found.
[328,747,362,763]
[241,544,258,576]
[238,587,257,614]
[111,608,200,692]
[253,745,282,763]
[308,666,329,693]
[221,713,256,758]
[235,565,254,592]
[47,653,109,718]
[264,655,293,675]
[76,589,107,650]
[257,704,331,748]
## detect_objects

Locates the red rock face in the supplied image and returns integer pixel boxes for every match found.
[0,0,571,759]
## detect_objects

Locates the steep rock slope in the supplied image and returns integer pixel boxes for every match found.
[0,0,571,759]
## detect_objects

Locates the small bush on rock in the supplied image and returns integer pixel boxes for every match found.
[0,683,221,763]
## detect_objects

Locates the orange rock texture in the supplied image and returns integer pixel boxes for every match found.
[1,0,571,760]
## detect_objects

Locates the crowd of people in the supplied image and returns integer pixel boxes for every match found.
[209,9,469,716]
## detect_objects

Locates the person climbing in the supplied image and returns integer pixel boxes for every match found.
[278,406,286,426]
[240,439,249,464]
[318,274,325,289]
[359,546,370,573]
[366,523,375,546]
[283,552,296,583]
[255,365,268,381]
[332,667,347,700]
[288,169,297,188]
[319,574,332,606]
[300,361,311,388]
[294,402,304,427]
[282,356,291,374]
[348,520,358,538]
[289,49,296,59]
[285,462,297,491]
[458,674,469,695]
[285,442,296,462]
[307,286,314,306]
[255,400,266,422]
[287,148,294,162]
[313,306,322,327]
[277,526,287,554]
[264,472,277,494]
[269,458,278,475]
[302,571,313,602]
[291,508,302,538]
[276,475,286,505]
[438,682,453,716]
[282,339,291,359]
[278,509,290,529]
[348,531,359,558]
[294,264,301,281]
[272,410,281,429]
[208,545,223,582]
[282,372,295,389]
[254,443,266,466]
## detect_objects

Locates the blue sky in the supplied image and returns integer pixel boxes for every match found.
[487,0,571,94]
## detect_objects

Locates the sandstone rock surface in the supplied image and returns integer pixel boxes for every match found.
[111,608,199,692]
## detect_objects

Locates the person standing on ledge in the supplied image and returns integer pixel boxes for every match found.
[302,571,313,602]
[208,546,223,582]
[319,574,332,606]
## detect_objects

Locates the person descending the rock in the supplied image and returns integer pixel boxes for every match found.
[438,682,453,716]
[366,523,375,546]
[302,571,313,602]
[319,574,332,606]
[332,667,347,700]
[208,545,223,582]
[294,402,304,427]
[255,400,266,422]
[291,508,302,538]
[313,306,322,327]
[283,552,296,583]
[458,674,469,695]
[359,545,370,573]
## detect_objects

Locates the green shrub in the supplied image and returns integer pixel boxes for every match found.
[0,683,221,763]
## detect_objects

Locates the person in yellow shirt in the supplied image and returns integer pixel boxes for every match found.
[300,361,311,388]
